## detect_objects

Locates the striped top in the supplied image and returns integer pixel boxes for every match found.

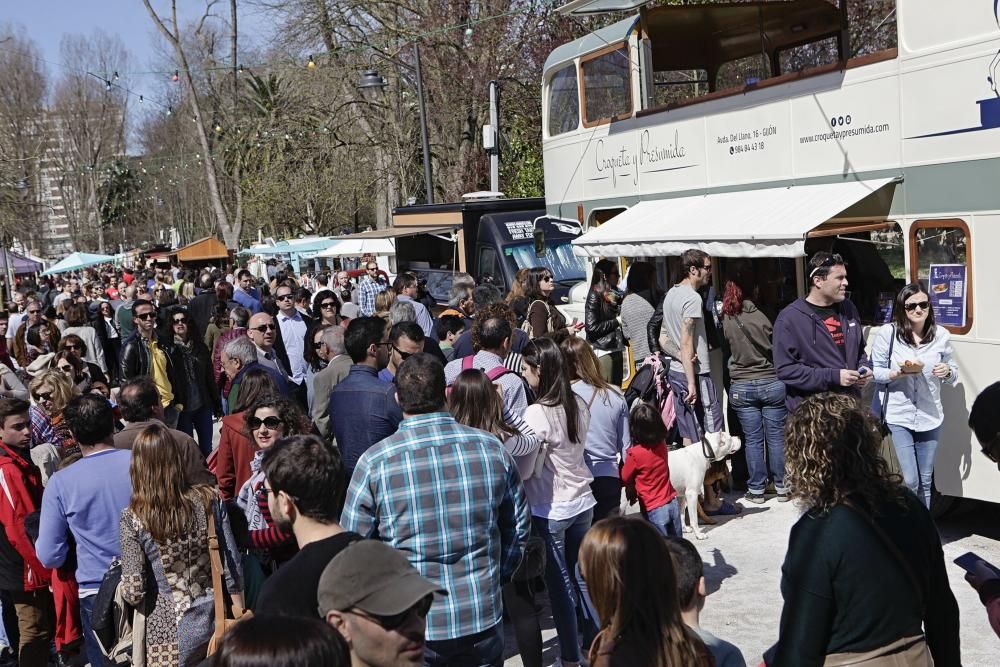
[341,412,531,641]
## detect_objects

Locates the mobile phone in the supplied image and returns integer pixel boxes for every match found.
[954,552,1000,577]
[858,367,869,376]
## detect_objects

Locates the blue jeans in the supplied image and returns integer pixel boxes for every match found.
[533,509,596,663]
[730,378,788,495]
[647,499,682,537]
[176,405,215,458]
[423,623,503,667]
[79,595,108,667]
[888,425,940,508]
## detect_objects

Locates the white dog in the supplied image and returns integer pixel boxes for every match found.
[668,431,743,540]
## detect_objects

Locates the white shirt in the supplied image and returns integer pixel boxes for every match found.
[276,310,308,384]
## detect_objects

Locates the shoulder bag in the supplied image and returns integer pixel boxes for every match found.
[521,299,552,339]
[731,313,772,363]
[206,502,252,655]
[823,500,932,666]
[877,328,902,477]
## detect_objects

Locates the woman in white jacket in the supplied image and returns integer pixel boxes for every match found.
[871,283,959,507]
[521,337,596,667]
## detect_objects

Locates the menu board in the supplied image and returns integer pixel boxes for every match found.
[928,264,967,328]
[876,291,895,324]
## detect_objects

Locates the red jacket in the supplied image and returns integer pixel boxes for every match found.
[621,441,677,512]
[216,413,258,501]
[0,441,51,591]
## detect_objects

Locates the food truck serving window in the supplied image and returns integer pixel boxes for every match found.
[581,43,632,126]
[909,219,972,335]
[548,63,581,137]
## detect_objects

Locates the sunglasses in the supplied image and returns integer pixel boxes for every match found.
[353,595,433,631]
[320,301,337,310]
[367,267,378,272]
[313,340,326,349]
[808,253,845,278]
[392,345,414,361]
[904,301,930,312]
[136,312,157,321]
[248,415,282,430]
[63,344,80,350]
[27,309,40,315]
[57,364,74,372]
[34,391,54,402]
[173,316,189,325]
[276,293,294,301]
[252,323,276,332]
[541,276,553,283]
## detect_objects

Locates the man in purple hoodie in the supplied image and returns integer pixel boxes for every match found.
[773,251,871,413]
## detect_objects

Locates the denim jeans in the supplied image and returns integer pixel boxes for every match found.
[589,477,622,523]
[79,595,108,667]
[0,592,10,648]
[646,499,682,537]
[423,623,503,667]
[888,425,940,508]
[730,378,788,495]
[176,405,215,458]
[533,508,596,663]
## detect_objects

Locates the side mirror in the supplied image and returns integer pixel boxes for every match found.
[533,228,546,257]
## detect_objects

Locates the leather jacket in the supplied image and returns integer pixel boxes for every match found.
[585,289,623,351]
[169,339,222,415]
[118,332,180,400]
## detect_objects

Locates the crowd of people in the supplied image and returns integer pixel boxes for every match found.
[0,250,994,667]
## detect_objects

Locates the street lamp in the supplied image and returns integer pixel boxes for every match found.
[359,45,435,205]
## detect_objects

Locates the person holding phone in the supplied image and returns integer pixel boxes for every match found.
[870,283,958,508]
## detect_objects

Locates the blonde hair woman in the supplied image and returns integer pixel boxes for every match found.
[580,517,712,666]
[28,369,79,457]
[373,288,396,319]
[120,423,244,666]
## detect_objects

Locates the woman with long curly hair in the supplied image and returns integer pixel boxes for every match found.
[769,393,959,666]
[120,423,244,665]
[580,516,713,667]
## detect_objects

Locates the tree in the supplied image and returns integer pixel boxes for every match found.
[99,159,143,252]
[143,0,242,249]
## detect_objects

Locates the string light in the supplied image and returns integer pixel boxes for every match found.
[238,64,244,74]
[307,55,316,69]
[172,69,180,82]
[105,79,112,91]
[113,71,120,81]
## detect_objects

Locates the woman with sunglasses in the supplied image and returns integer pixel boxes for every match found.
[53,350,96,395]
[216,369,280,501]
[236,395,311,563]
[61,303,107,375]
[521,267,577,339]
[57,334,109,385]
[311,289,341,327]
[27,369,79,456]
[304,323,334,412]
[870,283,959,508]
[25,322,58,367]
[120,422,244,666]
[167,307,222,457]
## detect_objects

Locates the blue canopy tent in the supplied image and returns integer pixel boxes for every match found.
[0,250,43,274]
[41,251,117,276]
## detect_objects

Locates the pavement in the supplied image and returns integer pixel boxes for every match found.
[501,491,1000,666]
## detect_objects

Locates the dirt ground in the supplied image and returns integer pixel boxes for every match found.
[502,492,1000,666]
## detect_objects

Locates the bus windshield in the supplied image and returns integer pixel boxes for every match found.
[504,241,587,285]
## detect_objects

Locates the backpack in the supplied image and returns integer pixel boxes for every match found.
[520,299,553,339]
[460,354,512,382]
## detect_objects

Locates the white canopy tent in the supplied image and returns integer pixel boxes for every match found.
[316,237,396,258]
[571,177,899,258]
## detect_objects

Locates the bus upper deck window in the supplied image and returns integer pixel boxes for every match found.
[547,64,580,137]
[581,43,632,126]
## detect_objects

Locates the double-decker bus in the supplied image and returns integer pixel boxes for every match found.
[541,0,1000,509]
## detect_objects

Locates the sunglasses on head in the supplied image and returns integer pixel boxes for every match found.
[808,253,845,278]
[136,312,157,321]
[904,301,930,312]
[354,595,433,631]
[248,415,282,430]
[252,323,276,332]
[34,391,53,402]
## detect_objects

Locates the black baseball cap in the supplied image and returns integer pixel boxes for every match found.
[318,540,446,616]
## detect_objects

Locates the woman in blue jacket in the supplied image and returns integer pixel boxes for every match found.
[870,283,959,508]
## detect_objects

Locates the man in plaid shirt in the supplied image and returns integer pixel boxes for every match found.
[342,353,530,666]
[356,261,388,316]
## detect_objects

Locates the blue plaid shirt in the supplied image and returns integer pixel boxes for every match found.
[356,276,387,316]
[341,412,530,641]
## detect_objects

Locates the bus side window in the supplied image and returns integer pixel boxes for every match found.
[581,43,632,126]
[909,219,973,335]
[547,63,580,137]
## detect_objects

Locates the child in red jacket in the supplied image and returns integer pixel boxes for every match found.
[621,402,681,536]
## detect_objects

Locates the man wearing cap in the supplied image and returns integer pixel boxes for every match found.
[321,540,445,667]
[341,353,530,666]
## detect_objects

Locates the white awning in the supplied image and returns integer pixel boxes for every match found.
[571,178,899,258]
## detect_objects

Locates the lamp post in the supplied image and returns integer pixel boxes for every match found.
[359,44,435,205]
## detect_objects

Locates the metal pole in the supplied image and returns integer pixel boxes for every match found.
[414,44,434,204]
[489,80,500,192]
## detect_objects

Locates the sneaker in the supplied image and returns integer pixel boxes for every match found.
[776,492,791,503]
[743,491,766,504]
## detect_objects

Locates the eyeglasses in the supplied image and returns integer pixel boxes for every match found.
[33,391,54,402]
[27,309,40,315]
[392,345,414,361]
[276,293,294,301]
[904,301,930,312]
[136,312,157,321]
[366,267,378,272]
[247,415,282,430]
[320,301,337,310]
[57,364,73,372]
[808,253,845,278]
[251,323,276,332]
[172,316,189,325]
[313,340,326,349]
[541,276,553,283]
[351,595,433,631]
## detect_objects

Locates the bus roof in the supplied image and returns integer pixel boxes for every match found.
[543,15,638,72]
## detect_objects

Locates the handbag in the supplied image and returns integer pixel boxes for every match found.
[92,558,147,666]
[823,501,932,666]
[877,328,903,477]
[206,503,252,655]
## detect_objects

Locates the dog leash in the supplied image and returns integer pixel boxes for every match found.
[680,392,716,461]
